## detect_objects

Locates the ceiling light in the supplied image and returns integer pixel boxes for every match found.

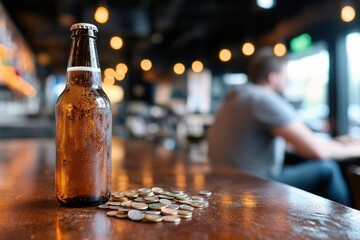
[37,52,51,66]
[173,63,185,75]
[115,72,125,81]
[341,5,356,22]
[257,0,276,9]
[192,60,204,73]
[104,68,115,77]
[116,63,128,74]
[140,59,152,71]
[94,6,109,24]
[103,76,115,85]
[219,49,232,62]
[102,85,124,104]
[110,36,123,50]
[242,42,255,56]
[274,43,287,57]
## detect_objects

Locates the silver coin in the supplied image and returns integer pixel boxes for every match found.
[167,204,179,210]
[97,204,109,209]
[178,209,192,216]
[148,203,166,210]
[134,197,146,202]
[179,204,194,211]
[144,196,159,203]
[178,199,192,204]
[109,206,123,210]
[128,210,144,221]
[199,190,212,197]
[159,199,172,206]
[191,196,204,201]
[145,210,161,215]
[162,215,181,223]
[158,194,174,200]
[131,202,148,210]
[121,200,133,208]
[179,214,192,219]
[151,187,164,194]
[171,189,184,194]
[190,202,204,208]
[145,214,163,222]
[138,188,152,194]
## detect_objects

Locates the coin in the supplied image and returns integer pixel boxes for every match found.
[108,201,122,206]
[145,214,163,223]
[191,196,204,201]
[175,194,190,200]
[159,199,172,206]
[178,214,192,219]
[161,208,178,215]
[124,191,139,198]
[162,215,181,223]
[190,202,203,208]
[117,208,132,214]
[109,206,123,210]
[148,203,166,210]
[144,196,159,203]
[134,197,146,202]
[151,187,164,194]
[171,189,184,194]
[97,204,109,209]
[178,209,192,216]
[121,200,133,208]
[128,210,144,221]
[178,199,192,204]
[102,186,211,225]
[167,204,179,210]
[112,192,124,199]
[163,191,177,197]
[132,202,148,210]
[106,211,118,217]
[145,210,161,215]
[199,190,212,197]
[138,188,152,194]
[142,192,155,197]
[158,194,174,200]
[115,212,128,218]
[179,204,194,211]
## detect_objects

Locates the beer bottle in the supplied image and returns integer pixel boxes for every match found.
[55,23,112,207]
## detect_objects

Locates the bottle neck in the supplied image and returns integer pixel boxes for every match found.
[66,32,102,88]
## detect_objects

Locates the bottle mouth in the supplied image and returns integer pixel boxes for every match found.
[70,23,98,32]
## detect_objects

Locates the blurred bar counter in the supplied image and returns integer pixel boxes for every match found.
[0,119,55,138]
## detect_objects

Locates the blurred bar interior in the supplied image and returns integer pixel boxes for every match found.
[1,0,360,207]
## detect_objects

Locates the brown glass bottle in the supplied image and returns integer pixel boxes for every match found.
[55,23,111,207]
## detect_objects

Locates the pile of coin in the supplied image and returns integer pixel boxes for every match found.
[97,187,211,223]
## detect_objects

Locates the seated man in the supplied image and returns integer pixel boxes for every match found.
[207,47,360,206]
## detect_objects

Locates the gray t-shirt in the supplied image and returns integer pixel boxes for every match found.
[208,83,297,178]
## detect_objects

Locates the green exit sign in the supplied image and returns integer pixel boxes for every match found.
[290,33,312,53]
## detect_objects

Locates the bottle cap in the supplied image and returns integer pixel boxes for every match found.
[70,23,98,32]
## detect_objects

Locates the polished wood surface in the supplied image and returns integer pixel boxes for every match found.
[1,138,360,240]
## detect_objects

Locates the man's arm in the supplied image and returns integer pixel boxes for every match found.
[271,120,360,160]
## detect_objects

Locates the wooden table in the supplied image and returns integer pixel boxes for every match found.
[1,138,360,239]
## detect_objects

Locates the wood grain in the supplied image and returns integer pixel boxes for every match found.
[0,138,359,240]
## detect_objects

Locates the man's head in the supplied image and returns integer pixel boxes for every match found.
[248,47,287,93]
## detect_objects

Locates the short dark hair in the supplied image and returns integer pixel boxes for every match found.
[247,47,286,84]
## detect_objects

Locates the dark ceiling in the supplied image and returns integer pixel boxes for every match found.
[1,0,338,77]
